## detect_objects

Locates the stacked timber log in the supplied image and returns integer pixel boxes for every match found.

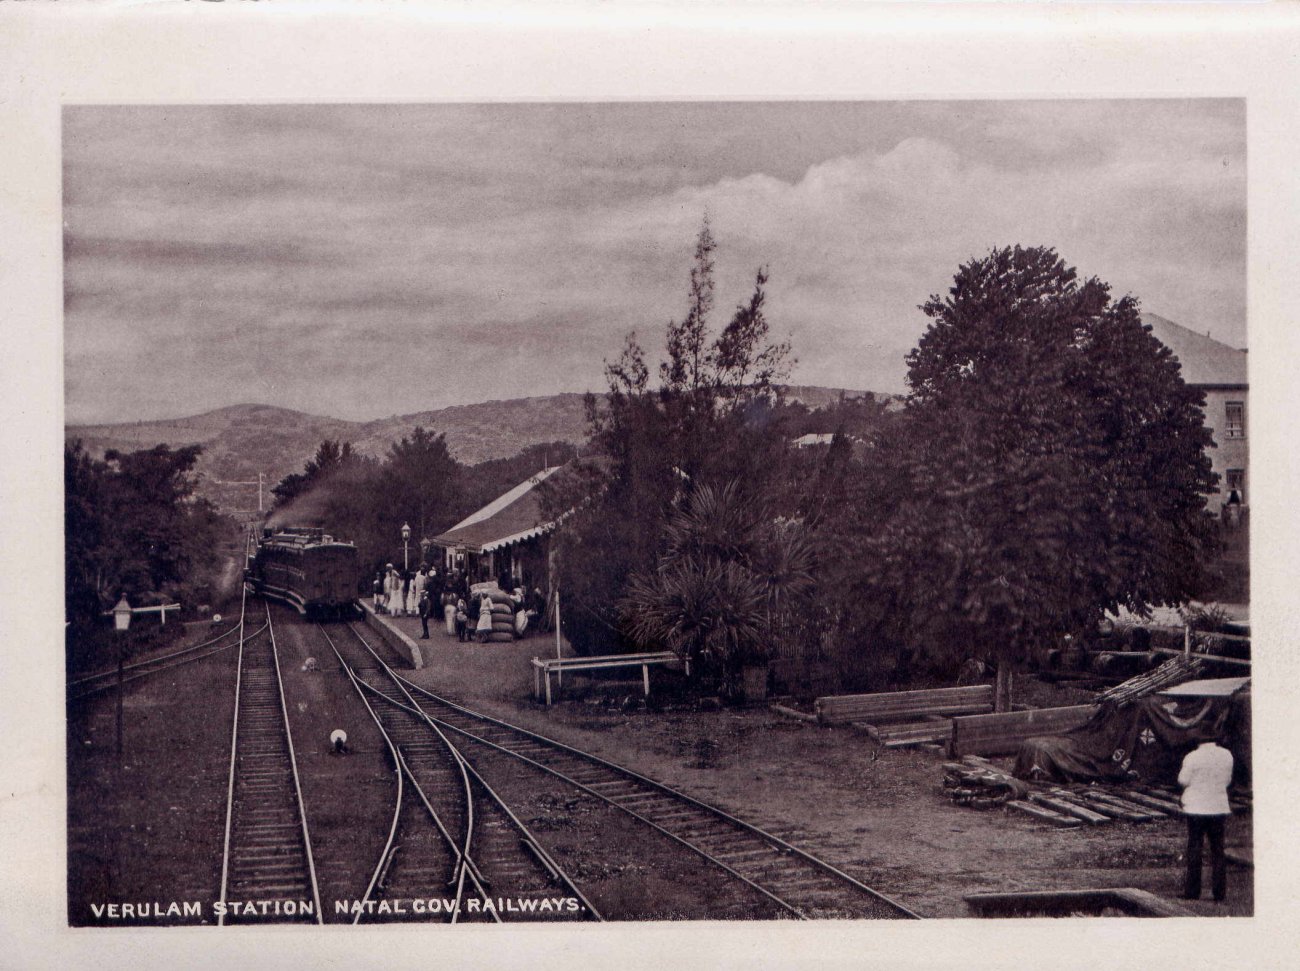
[1095,655,1205,705]
[942,756,1029,809]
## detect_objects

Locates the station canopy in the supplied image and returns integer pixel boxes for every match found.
[432,466,562,554]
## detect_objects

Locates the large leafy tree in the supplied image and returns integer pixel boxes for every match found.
[271,439,361,507]
[825,246,1217,709]
[64,441,230,630]
[379,427,463,552]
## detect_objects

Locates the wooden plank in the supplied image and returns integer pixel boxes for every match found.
[1075,792,1154,822]
[1028,792,1112,824]
[882,728,953,747]
[950,704,1096,757]
[1114,789,1182,815]
[1006,800,1082,827]
[769,703,817,723]
[1086,791,1167,819]
[815,685,994,725]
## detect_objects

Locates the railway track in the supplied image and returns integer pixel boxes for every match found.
[67,619,251,702]
[351,625,918,920]
[217,597,323,924]
[319,621,599,923]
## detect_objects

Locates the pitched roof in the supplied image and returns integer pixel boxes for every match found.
[792,433,836,448]
[1142,312,1247,388]
[1157,677,1250,698]
[432,466,561,553]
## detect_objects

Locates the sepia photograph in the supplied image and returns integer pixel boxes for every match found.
[6,5,1300,969]
[61,97,1253,926]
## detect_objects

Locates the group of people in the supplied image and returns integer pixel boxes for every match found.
[371,564,550,644]
[446,584,549,643]
[373,563,435,619]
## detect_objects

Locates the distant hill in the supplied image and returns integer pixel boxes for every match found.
[66,386,886,516]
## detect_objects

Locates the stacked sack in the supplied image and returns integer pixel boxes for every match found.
[486,589,518,643]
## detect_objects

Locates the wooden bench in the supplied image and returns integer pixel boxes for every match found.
[532,651,689,706]
[949,704,1096,757]
[814,685,995,726]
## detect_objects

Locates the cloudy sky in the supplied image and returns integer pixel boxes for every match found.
[63,100,1245,425]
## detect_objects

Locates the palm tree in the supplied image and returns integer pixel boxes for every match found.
[620,480,817,697]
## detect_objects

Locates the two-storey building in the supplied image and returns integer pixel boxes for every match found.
[1142,312,1248,510]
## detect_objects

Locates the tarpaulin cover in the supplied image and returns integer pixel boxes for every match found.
[1013,694,1246,786]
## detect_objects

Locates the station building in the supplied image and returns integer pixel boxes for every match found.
[431,466,561,590]
[1142,312,1248,511]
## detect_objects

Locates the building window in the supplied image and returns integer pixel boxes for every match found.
[1225,401,1246,439]
[1226,469,1245,504]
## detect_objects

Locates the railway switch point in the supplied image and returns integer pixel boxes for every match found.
[330,729,349,755]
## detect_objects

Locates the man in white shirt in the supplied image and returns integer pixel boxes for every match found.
[1177,733,1234,902]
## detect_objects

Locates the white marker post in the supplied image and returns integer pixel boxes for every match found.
[555,588,562,691]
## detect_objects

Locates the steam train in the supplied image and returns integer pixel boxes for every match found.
[246,526,362,620]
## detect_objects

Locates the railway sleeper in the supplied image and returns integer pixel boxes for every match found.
[755,875,845,895]
[713,847,789,864]
[692,832,773,852]
[236,866,309,879]
[232,850,300,861]
[229,883,312,895]
[236,835,306,848]
[635,806,703,822]
[669,822,742,840]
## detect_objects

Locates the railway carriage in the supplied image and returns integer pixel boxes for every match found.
[247,526,361,620]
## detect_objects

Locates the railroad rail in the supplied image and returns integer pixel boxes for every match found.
[319,620,599,923]
[67,619,251,701]
[217,597,323,924]
[353,624,918,920]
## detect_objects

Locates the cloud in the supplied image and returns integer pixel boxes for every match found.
[62,101,1245,424]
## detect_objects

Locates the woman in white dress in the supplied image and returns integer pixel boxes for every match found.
[387,568,404,616]
[407,567,424,615]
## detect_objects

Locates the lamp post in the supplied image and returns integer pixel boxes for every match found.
[401,522,411,572]
[112,595,132,769]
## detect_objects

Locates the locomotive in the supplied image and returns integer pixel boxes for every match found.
[246,526,362,620]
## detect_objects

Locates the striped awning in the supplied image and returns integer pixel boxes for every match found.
[432,467,560,554]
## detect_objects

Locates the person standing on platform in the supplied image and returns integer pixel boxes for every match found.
[409,566,427,616]
[1178,731,1235,902]
[454,596,468,641]
[475,593,494,643]
[526,587,546,634]
[417,586,432,639]
[386,566,403,616]
[443,588,457,636]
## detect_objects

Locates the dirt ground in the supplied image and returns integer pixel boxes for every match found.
[66,608,1253,925]
[385,614,1254,919]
